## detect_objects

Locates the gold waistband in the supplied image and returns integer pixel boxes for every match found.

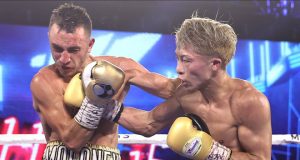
[46,141,120,154]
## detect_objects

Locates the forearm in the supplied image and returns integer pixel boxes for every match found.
[130,71,181,99]
[37,108,95,151]
[61,121,94,151]
[118,107,158,137]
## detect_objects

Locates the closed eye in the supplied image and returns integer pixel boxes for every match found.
[181,56,191,63]
[67,47,80,54]
[52,44,64,53]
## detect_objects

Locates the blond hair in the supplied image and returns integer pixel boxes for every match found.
[175,16,237,67]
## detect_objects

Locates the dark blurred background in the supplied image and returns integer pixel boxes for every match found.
[0,0,299,41]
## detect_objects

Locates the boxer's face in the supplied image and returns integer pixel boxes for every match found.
[176,48,213,90]
[48,24,94,79]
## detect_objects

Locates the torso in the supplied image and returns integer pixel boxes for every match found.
[176,78,252,152]
[34,56,133,147]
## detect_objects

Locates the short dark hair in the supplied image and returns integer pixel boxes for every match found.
[49,3,92,36]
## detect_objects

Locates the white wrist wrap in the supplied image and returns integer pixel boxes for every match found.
[205,141,232,160]
[74,97,105,129]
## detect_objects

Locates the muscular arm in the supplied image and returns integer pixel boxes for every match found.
[30,73,94,151]
[120,58,181,99]
[118,96,183,137]
[231,90,272,160]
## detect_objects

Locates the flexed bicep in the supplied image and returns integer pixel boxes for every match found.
[30,71,95,151]
[234,92,272,159]
[30,73,72,134]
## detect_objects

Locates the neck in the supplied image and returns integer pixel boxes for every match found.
[200,70,232,102]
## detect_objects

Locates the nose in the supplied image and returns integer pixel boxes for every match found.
[59,51,71,64]
[176,61,184,77]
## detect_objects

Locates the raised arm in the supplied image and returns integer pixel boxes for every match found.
[232,90,272,159]
[117,95,183,137]
[31,73,94,151]
[31,61,124,151]
[119,57,181,99]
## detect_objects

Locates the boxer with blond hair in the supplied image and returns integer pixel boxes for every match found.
[114,16,272,160]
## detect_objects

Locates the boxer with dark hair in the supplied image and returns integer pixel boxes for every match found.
[30,3,179,159]
[114,16,272,160]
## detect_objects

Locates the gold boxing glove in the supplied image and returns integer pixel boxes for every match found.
[64,60,125,107]
[82,60,125,104]
[167,114,232,160]
[64,73,84,107]
[72,60,125,129]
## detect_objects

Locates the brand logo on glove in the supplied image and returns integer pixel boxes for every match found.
[93,83,115,98]
[183,137,201,158]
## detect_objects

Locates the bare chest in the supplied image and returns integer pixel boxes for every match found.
[180,97,238,147]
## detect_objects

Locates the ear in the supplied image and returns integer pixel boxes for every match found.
[210,58,222,71]
[88,38,95,53]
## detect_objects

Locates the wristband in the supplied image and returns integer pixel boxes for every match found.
[74,97,105,129]
[103,100,124,122]
[206,141,232,160]
[113,103,124,122]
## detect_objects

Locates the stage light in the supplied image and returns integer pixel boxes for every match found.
[249,42,255,83]
[30,54,47,68]
[104,33,161,62]
[288,53,300,69]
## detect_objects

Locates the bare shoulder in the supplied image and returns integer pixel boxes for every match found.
[231,79,270,124]
[30,65,62,100]
[31,66,54,87]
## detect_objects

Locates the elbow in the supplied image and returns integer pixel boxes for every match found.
[142,132,155,137]
[127,123,157,137]
[63,138,84,152]
[140,126,158,137]
[60,134,85,152]
[139,131,155,138]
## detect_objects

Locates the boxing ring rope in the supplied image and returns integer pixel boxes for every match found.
[0,134,299,145]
